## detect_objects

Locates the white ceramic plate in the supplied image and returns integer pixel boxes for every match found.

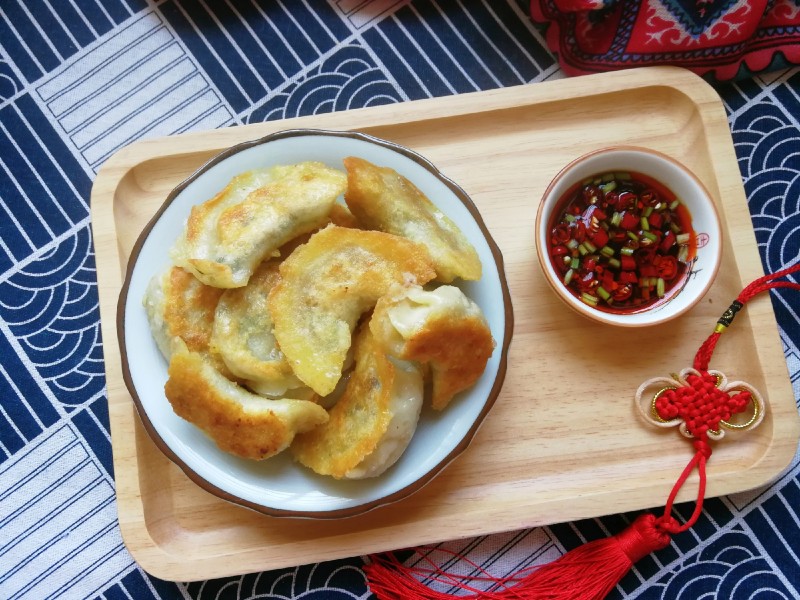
[118,129,513,518]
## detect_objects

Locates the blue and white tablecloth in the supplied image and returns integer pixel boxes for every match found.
[1,1,799,599]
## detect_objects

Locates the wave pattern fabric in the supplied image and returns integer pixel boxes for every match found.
[0,1,798,599]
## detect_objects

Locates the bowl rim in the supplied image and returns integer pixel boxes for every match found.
[115,127,514,519]
[535,145,723,327]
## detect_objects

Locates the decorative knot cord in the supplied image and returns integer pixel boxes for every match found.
[693,262,800,372]
[365,262,800,600]
[654,373,752,438]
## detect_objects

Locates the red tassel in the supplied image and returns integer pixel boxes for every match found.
[365,264,800,600]
[364,514,670,600]
[367,436,711,599]
[366,513,672,599]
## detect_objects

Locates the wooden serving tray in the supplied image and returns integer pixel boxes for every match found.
[91,66,800,581]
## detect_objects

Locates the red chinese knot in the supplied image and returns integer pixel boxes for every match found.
[654,371,753,439]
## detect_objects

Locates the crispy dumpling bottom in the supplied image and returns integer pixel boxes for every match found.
[143,265,224,359]
[371,283,495,410]
[164,340,329,461]
[142,265,239,379]
[290,321,424,479]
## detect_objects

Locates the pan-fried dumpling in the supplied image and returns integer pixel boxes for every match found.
[268,224,436,397]
[210,259,312,399]
[164,340,329,460]
[171,162,347,288]
[290,322,424,479]
[328,202,362,229]
[343,156,482,283]
[370,284,495,410]
[142,265,224,360]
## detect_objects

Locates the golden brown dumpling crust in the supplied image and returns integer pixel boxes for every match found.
[328,203,362,229]
[268,224,436,396]
[290,323,414,479]
[343,156,481,283]
[370,285,495,410]
[143,266,224,359]
[164,341,328,460]
[163,267,223,351]
[171,162,347,288]
[406,314,493,410]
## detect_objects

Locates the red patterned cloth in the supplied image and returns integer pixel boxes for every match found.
[530,0,800,80]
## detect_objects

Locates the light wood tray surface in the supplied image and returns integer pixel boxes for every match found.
[91,67,800,582]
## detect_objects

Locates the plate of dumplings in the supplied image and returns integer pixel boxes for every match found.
[119,128,513,518]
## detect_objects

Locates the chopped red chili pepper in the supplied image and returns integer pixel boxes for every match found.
[640,190,659,206]
[601,270,616,291]
[551,223,571,245]
[659,230,676,252]
[582,185,602,205]
[573,221,587,243]
[655,255,678,280]
[619,212,639,231]
[547,170,696,313]
[590,228,609,248]
[616,191,637,211]
[612,284,633,302]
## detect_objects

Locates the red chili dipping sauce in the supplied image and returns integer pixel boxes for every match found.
[548,171,697,313]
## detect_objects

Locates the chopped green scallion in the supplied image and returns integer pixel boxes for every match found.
[642,231,658,242]
[600,181,617,193]
[581,292,599,306]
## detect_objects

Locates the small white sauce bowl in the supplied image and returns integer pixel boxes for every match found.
[535,146,722,327]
